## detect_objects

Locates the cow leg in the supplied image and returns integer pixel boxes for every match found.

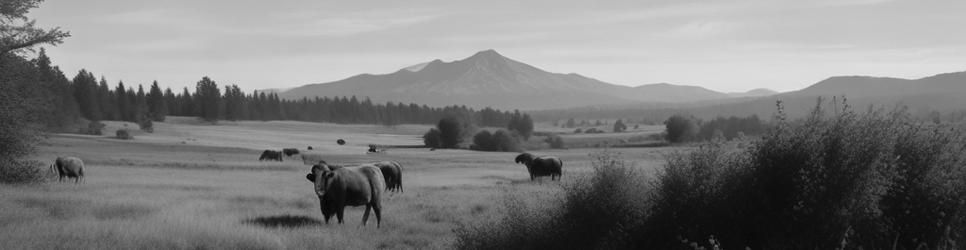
[373,202,382,228]
[362,204,372,226]
[336,207,345,224]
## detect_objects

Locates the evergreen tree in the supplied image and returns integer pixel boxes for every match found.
[147,81,166,121]
[195,76,220,122]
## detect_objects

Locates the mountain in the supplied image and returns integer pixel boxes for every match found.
[791,71,966,98]
[278,50,738,110]
[728,88,778,98]
[532,70,966,121]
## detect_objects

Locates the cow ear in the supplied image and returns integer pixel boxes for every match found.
[305,173,315,182]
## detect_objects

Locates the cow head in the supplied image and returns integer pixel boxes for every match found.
[305,163,336,197]
[514,153,534,165]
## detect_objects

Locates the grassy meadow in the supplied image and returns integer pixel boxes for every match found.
[1,117,673,249]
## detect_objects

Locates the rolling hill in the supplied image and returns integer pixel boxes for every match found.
[277,50,759,110]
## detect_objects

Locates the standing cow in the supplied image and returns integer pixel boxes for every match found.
[305,162,386,227]
[282,148,300,157]
[373,161,403,193]
[259,150,283,162]
[514,153,563,181]
[51,156,85,183]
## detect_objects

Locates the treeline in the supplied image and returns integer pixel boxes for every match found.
[664,114,766,143]
[424,111,535,152]
[25,51,523,128]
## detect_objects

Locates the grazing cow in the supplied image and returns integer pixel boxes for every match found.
[259,150,284,162]
[52,156,85,183]
[336,139,346,145]
[301,153,325,165]
[282,148,300,157]
[307,146,314,150]
[514,153,563,181]
[373,161,403,193]
[305,162,386,227]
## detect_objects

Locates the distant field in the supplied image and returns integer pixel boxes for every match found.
[3,118,679,249]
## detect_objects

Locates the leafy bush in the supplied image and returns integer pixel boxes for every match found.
[664,115,696,143]
[423,128,441,148]
[457,101,966,249]
[471,129,520,152]
[437,117,464,148]
[116,129,133,140]
[139,119,154,133]
[545,135,565,149]
[694,115,765,141]
[573,128,582,133]
[455,151,650,249]
[0,159,46,184]
[81,120,105,135]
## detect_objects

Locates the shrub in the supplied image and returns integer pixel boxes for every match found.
[0,159,46,184]
[139,119,154,133]
[471,130,495,151]
[437,117,464,148]
[455,150,650,249]
[458,100,966,249]
[82,120,105,135]
[423,128,441,148]
[116,129,133,140]
[574,128,582,133]
[545,135,565,149]
[664,115,696,143]
[491,130,520,152]
[613,119,627,132]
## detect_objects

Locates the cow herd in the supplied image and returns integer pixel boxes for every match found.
[49,148,563,229]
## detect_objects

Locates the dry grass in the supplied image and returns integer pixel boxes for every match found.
[3,118,671,249]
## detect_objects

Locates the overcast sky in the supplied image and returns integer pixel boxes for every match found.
[29,0,966,93]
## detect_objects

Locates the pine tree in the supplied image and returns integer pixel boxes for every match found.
[147,81,166,121]
[195,76,220,122]
[115,81,130,121]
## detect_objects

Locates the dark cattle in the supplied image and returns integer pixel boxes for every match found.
[307,146,314,150]
[337,139,346,145]
[282,148,300,157]
[373,161,403,193]
[514,153,563,181]
[305,162,386,227]
[259,150,283,162]
[52,156,85,183]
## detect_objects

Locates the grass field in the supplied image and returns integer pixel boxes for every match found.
[1,117,678,249]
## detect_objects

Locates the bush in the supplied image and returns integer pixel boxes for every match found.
[0,159,47,184]
[423,128,441,148]
[455,151,649,249]
[457,101,966,249]
[545,135,565,149]
[139,119,154,133]
[116,129,133,140]
[471,129,520,152]
[664,115,696,143]
[574,128,582,133]
[437,117,464,148]
[81,120,105,135]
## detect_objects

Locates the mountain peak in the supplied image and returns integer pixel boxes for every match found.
[467,49,505,61]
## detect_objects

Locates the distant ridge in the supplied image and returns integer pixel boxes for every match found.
[277,50,749,110]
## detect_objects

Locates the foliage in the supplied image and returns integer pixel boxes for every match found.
[455,151,650,249]
[507,111,534,140]
[573,128,582,133]
[471,129,521,152]
[436,117,465,148]
[195,76,220,122]
[138,118,153,133]
[115,129,133,140]
[665,114,697,143]
[457,101,966,249]
[545,135,565,149]
[694,115,765,141]
[613,119,627,132]
[423,128,441,148]
[0,0,70,55]
[81,120,104,135]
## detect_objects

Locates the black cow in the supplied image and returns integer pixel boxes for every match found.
[282,148,300,157]
[514,153,563,181]
[259,150,283,161]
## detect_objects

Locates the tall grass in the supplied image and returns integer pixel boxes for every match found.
[456,101,966,249]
